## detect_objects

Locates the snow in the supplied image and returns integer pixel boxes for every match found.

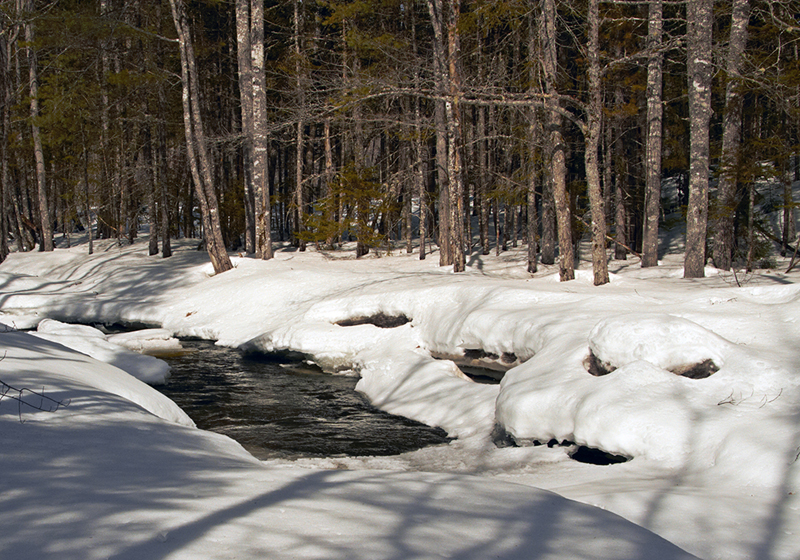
[1,236,799,560]
[31,318,174,385]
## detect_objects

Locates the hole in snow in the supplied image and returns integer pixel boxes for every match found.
[458,365,504,384]
[670,358,719,379]
[431,348,520,385]
[584,351,614,376]
[491,424,518,448]
[583,350,719,379]
[335,313,411,328]
[569,445,630,465]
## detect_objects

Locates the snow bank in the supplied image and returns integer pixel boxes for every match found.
[0,325,697,560]
[1,238,799,559]
[107,328,184,356]
[0,330,192,426]
[31,319,173,385]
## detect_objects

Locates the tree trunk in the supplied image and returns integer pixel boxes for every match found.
[168,0,233,274]
[526,12,539,275]
[478,106,490,256]
[411,11,427,260]
[585,0,609,285]
[251,0,272,259]
[144,113,159,256]
[434,92,451,265]
[157,87,172,259]
[24,6,53,252]
[542,0,573,280]
[445,0,465,272]
[235,0,256,255]
[684,0,713,278]
[712,0,749,270]
[414,81,427,260]
[613,85,628,261]
[0,29,12,262]
[293,0,306,253]
[427,0,452,267]
[641,0,664,267]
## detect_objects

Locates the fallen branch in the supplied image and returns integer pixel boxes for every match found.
[0,375,70,423]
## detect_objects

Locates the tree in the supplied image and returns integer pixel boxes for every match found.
[541,0,573,281]
[585,0,608,285]
[641,0,664,268]
[712,0,750,270]
[250,0,272,260]
[167,0,233,274]
[23,0,53,251]
[684,0,713,279]
[235,0,256,255]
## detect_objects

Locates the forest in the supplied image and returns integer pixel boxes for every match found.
[1,0,798,284]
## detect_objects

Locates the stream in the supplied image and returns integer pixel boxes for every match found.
[157,339,451,460]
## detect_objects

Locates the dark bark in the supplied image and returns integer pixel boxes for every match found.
[712,0,749,270]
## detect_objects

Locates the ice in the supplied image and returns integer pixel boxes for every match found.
[107,328,184,356]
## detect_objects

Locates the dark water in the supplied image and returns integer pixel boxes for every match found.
[157,340,451,460]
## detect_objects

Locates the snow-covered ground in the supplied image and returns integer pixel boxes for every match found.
[1,235,798,560]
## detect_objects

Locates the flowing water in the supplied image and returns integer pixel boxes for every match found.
[158,339,451,460]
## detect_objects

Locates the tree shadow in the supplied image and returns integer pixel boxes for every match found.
[0,332,697,560]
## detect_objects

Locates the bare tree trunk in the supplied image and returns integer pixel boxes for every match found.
[0,29,13,261]
[783,160,796,255]
[684,0,713,278]
[427,0,452,267]
[251,0,272,259]
[414,84,427,260]
[526,12,539,275]
[542,0,573,280]
[478,106,490,256]
[24,4,52,252]
[293,0,306,252]
[445,0,465,272]
[144,112,159,256]
[157,87,171,259]
[434,92,451,265]
[236,0,256,254]
[746,182,755,272]
[642,0,663,267]
[586,0,609,285]
[712,0,749,270]
[168,0,233,274]
[411,11,427,260]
